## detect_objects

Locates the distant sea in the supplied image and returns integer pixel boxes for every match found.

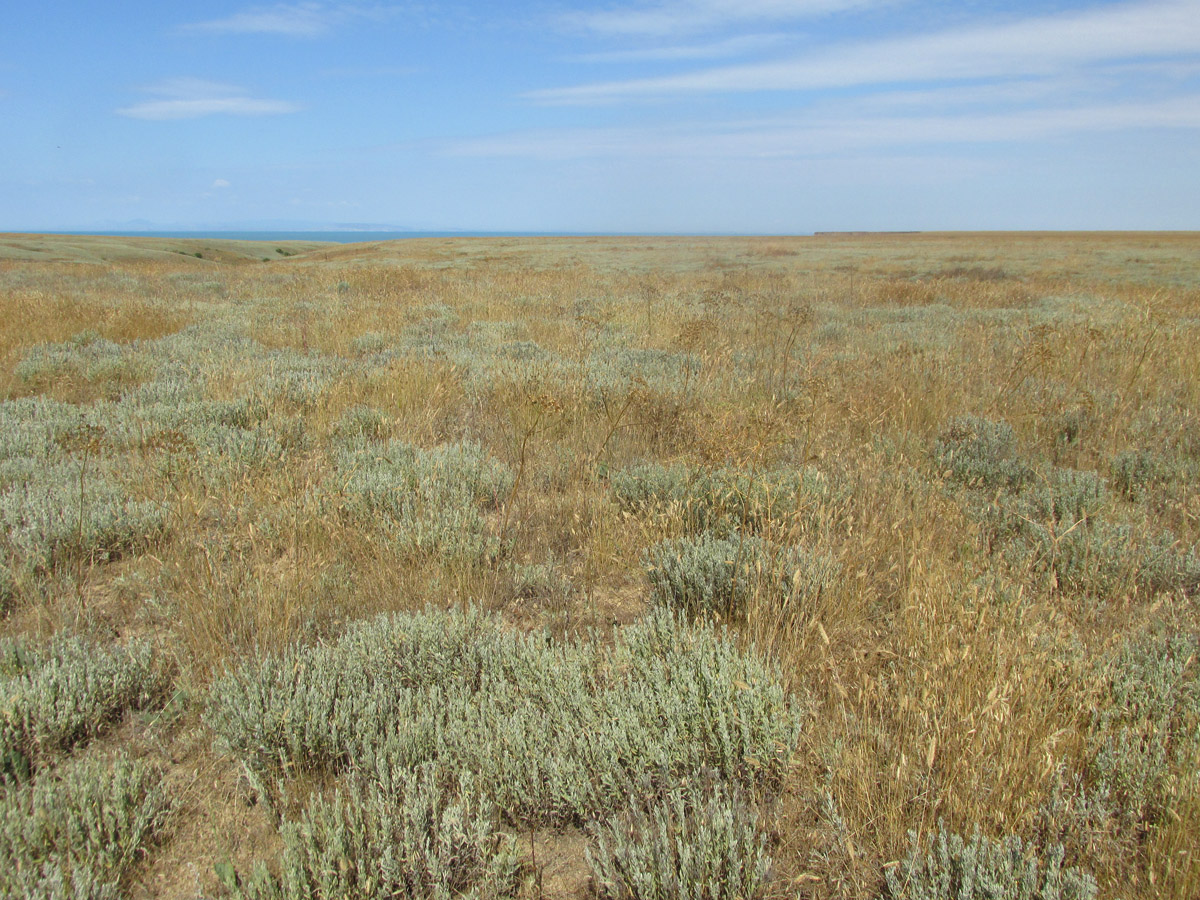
[62,231,572,243]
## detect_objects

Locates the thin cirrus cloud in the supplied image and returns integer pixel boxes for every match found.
[572,33,791,63]
[565,0,883,37]
[116,78,301,121]
[447,95,1200,160]
[179,2,356,37]
[534,0,1200,103]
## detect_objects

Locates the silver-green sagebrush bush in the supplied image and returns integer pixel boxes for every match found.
[334,440,513,564]
[0,752,171,899]
[0,637,167,782]
[961,459,1199,598]
[207,607,801,825]
[349,330,391,357]
[1046,523,1199,598]
[0,399,168,576]
[610,610,799,792]
[0,398,83,471]
[990,468,1112,592]
[883,825,1097,900]
[0,460,168,572]
[254,351,344,411]
[1019,468,1108,530]
[1085,632,1199,835]
[1108,449,1168,501]
[220,763,520,900]
[642,531,839,621]
[1036,633,1200,867]
[643,532,761,619]
[584,346,702,405]
[934,415,1032,490]
[587,778,771,900]
[989,488,1198,598]
[187,422,285,470]
[14,332,147,395]
[1130,531,1200,596]
[332,404,390,444]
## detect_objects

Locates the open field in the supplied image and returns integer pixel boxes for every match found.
[0,230,1198,900]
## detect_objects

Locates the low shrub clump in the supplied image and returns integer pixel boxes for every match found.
[209,607,800,812]
[334,439,514,565]
[587,777,772,900]
[208,606,800,824]
[1108,449,1169,501]
[219,763,520,900]
[331,404,390,443]
[0,460,168,575]
[1086,632,1200,839]
[884,824,1097,900]
[642,530,839,621]
[14,331,147,397]
[0,637,167,782]
[934,415,1031,490]
[0,752,171,899]
[934,416,1200,600]
[980,468,1198,597]
[208,607,799,898]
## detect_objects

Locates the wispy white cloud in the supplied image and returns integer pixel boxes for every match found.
[565,0,883,37]
[212,179,232,188]
[848,77,1100,113]
[182,2,331,36]
[179,2,393,37]
[448,95,1200,160]
[1100,58,1200,79]
[571,33,789,63]
[116,79,301,120]
[117,97,301,120]
[535,0,1200,103]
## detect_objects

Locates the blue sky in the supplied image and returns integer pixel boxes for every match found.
[2,0,1199,232]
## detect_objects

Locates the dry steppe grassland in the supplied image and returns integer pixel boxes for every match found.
[0,230,1197,900]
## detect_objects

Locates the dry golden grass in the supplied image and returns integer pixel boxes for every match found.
[1,231,1197,899]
